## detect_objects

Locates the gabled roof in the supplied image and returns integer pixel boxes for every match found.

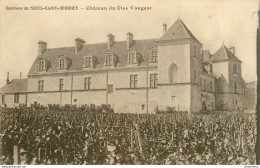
[28,39,157,75]
[159,19,201,44]
[0,78,28,94]
[210,45,241,63]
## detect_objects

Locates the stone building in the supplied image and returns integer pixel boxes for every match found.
[0,18,253,113]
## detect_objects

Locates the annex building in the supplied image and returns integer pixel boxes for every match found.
[0,18,253,113]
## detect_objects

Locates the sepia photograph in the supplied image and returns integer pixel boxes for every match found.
[0,0,259,166]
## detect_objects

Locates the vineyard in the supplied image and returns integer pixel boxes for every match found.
[0,106,257,165]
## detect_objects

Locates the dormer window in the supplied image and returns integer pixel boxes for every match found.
[150,50,158,63]
[58,56,71,70]
[38,60,46,71]
[59,58,66,69]
[84,56,92,68]
[105,54,113,66]
[128,52,137,64]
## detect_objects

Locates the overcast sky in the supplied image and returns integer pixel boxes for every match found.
[0,0,258,88]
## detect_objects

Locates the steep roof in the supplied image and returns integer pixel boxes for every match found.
[159,19,201,44]
[28,39,157,75]
[0,78,28,94]
[210,45,241,63]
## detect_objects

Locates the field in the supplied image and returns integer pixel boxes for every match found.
[0,106,257,165]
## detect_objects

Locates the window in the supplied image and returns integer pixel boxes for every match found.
[84,77,91,90]
[209,81,213,92]
[59,58,66,69]
[108,84,113,93]
[244,90,246,96]
[203,79,206,91]
[39,60,46,71]
[142,104,145,110]
[38,80,44,92]
[2,95,5,104]
[150,73,158,87]
[171,96,175,102]
[150,50,158,63]
[212,102,214,108]
[194,70,197,83]
[169,63,178,84]
[234,82,237,93]
[128,52,137,64]
[130,75,138,88]
[59,79,64,91]
[105,54,113,66]
[14,94,19,103]
[194,45,197,56]
[233,64,237,73]
[84,56,92,68]
[209,64,213,72]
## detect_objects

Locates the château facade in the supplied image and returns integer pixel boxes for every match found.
[0,18,253,113]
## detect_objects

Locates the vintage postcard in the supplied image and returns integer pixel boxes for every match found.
[0,0,259,166]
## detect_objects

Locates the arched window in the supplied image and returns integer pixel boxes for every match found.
[168,63,178,84]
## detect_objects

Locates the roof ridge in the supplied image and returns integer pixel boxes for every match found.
[46,38,158,50]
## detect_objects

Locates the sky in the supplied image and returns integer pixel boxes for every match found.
[0,0,258,88]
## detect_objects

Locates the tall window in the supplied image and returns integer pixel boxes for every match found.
[59,79,64,91]
[105,54,113,66]
[194,70,197,83]
[234,82,237,93]
[150,73,158,87]
[204,79,206,91]
[84,56,92,67]
[194,45,197,56]
[169,63,178,84]
[14,94,19,103]
[128,52,136,64]
[150,50,158,63]
[59,58,66,69]
[130,75,138,88]
[2,95,5,104]
[233,64,237,73]
[38,80,44,92]
[39,60,45,71]
[84,77,91,90]
[210,81,213,92]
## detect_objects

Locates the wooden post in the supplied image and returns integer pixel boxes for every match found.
[38,148,43,162]
[13,145,20,165]
[131,129,134,151]
[256,2,260,164]
[135,124,145,160]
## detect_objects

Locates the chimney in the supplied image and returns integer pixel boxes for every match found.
[6,72,9,85]
[75,38,85,54]
[127,32,133,50]
[163,23,167,33]
[107,34,115,50]
[229,46,235,55]
[38,41,47,55]
[20,72,22,79]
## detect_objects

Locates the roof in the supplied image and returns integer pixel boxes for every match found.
[28,39,157,75]
[159,19,201,44]
[0,78,28,94]
[210,45,241,63]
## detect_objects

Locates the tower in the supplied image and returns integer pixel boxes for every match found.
[156,19,202,113]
